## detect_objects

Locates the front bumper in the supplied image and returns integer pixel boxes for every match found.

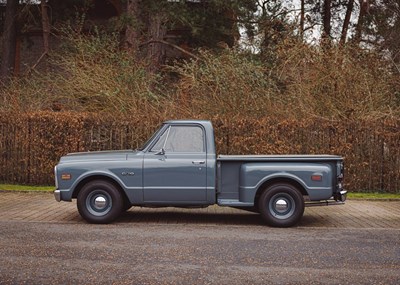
[54,189,72,202]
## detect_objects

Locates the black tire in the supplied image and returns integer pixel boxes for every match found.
[77,180,123,224]
[122,199,132,212]
[258,183,305,227]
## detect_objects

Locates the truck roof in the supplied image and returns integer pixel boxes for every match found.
[164,120,212,125]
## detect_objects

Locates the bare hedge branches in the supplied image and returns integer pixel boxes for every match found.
[0,112,399,193]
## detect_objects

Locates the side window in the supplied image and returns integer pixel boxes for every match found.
[150,126,205,153]
[165,126,205,152]
[151,126,205,153]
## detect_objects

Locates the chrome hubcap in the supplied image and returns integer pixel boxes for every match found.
[269,193,295,220]
[94,196,107,210]
[275,199,289,213]
[86,190,112,217]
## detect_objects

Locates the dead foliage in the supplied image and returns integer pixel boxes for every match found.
[0,112,398,193]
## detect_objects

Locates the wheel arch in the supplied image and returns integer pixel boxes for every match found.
[72,175,129,204]
[254,177,307,207]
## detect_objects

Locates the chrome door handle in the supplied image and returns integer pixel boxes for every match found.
[192,160,205,165]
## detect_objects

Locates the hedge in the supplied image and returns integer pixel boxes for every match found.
[0,112,399,192]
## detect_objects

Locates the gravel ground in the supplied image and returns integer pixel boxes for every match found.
[0,222,399,285]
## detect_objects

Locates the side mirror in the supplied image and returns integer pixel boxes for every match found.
[155,148,165,155]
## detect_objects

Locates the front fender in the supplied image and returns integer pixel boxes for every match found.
[56,169,127,202]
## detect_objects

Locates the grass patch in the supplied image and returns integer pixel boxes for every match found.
[347,192,400,200]
[0,184,54,192]
[0,184,399,199]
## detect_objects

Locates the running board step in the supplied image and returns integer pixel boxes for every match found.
[217,199,253,207]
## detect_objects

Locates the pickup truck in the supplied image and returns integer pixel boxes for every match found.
[54,120,346,227]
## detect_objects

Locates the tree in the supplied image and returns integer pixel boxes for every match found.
[253,0,297,63]
[362,0,400,61]
[1,0,19,83]
[41,0,50,54]
[125,0,140,52]
[339,0,354,45]
[122,0,258,69]
[29,0,52,71]
[300,0,305,38]
[322,0,332,39]
[354,0,370,44]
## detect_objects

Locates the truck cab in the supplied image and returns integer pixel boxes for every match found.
[139,120,217,205]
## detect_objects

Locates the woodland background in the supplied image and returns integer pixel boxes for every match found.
[0,0,399,192]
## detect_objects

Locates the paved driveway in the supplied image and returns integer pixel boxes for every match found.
[1,191,400,284]
[0,191,399,228]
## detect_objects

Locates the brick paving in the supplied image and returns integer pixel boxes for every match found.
[0,191,399,228]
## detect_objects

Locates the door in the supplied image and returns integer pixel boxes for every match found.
[143,125,207,204]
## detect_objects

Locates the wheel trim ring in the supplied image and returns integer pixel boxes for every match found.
[86,190,112,217]
[268,193,295,220]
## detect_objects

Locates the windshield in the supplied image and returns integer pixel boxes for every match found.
[138,124,166,151]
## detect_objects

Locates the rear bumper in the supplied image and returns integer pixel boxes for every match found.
[334,190,347,202]
[305,190,347,207]
[54,190,61,202]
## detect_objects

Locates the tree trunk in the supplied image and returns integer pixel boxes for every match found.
[354,0,369,44]
[125,0,140,52]
[300,0,305,39]
[147,13,166,72]
[41,0,50,54]
[1,0,18,83]
[322,0,332,40]
[340,0,355,45]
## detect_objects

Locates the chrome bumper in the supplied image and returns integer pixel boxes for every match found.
[335,190,347,202]
[54,190,61,202]
[305,190,347,207]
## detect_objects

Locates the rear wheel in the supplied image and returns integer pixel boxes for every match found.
[258,183,305,227]
[77,180,123,224]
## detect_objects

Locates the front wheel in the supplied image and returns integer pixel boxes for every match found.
[258,183,305,227]
[77,180,123,224]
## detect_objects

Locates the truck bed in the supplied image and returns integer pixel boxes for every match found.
[217,154,343,206]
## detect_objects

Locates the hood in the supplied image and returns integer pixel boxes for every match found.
[59,150,136,163]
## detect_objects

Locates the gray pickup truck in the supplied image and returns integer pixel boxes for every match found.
[54,120,346,227]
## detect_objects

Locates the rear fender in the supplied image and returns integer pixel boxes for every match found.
[240,172,308,203]
[239,163,334,203]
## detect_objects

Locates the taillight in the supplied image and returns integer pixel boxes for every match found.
[337,162,344,190]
